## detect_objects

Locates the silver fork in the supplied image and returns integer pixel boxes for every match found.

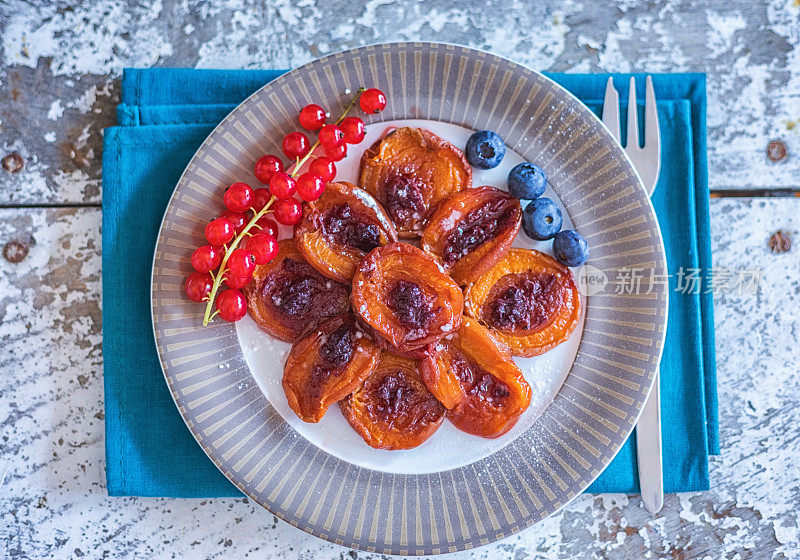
[602,76,663,514]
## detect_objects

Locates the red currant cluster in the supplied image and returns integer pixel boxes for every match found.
[184,88,388,325]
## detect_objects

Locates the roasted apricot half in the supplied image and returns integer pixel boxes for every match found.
[283,315,380,423]
[340,352,445,449]
[295,182,398,282]
[359,127,472,238]
[464,248,581,357]
[421,316,531,437]
[352,242,463,355]
[420,186,521,285]
[246,240,350,341]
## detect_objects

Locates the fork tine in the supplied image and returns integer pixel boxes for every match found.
[644,75,660,150]
[626,77,639,150]
[602,77,620,142]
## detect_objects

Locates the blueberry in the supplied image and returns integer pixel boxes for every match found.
[522,198,562,241]
[465,130,505,169]
[508,163,547,200]
[553,230,589,267]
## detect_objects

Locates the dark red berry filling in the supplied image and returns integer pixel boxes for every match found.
[261,258,349,325]
[308,319,358,395]
[388,279,434,330]
[383,175,426,226]
[486,272,561,331]
[450,350,511,407]
[318,319,357,367]
[442,197,517,265]
[320,204,381,254]
[374,371,418,418]
[369,371,443,423]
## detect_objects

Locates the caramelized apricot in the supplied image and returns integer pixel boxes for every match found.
[283,315,380,423]
[359,127,472,238]
[246,240,350,341]
[464,248,580,357]
[352,242,463,355]
[421,186,521,285]
[340,353,445,449]
[295,182,398,282]
[421,317,531,437]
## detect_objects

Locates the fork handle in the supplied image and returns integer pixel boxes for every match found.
[636,368,663,513]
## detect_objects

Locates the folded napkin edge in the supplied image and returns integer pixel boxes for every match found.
[104,70,714,498]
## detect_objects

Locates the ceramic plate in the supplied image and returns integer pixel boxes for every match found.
[151,42,667,555]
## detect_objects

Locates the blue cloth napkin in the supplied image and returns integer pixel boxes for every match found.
[103,68,716,497]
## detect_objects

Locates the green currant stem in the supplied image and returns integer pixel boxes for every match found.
[286,88,364,177]
[202,196,277,325]
[202,88,366,325]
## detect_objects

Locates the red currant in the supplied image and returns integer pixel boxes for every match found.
[247,232,278,265]
[269,172,297,200]
[360,88,387,114]
[324,142,347,162]
[191,244,222,273]
[340,117,366,143]
[227,248,256,278]
[254,155,284,184]
[223,182,253,212]
[205,217,235,245]
[256,216,279,237]
[184,271,213,302]
[297,173,325,201]
[216,289,247,322]
[299,104,326,131]
[282,131,311,159]
[220,209,247,234]
[273,198,303,225]
[309,157,336,181]
[318,124,344,148]
[251,187,271,211]
[225,273,251,289]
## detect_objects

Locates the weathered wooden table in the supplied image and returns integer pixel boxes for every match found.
[1,1,798,558]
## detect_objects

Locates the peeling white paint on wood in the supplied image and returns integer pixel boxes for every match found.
[0,0,798,205]
[0,201,797,559]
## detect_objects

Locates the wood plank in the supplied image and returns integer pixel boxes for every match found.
[0,198,797,557]
[0,1,798,205]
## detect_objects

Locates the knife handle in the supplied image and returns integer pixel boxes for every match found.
[636,368,663,513]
